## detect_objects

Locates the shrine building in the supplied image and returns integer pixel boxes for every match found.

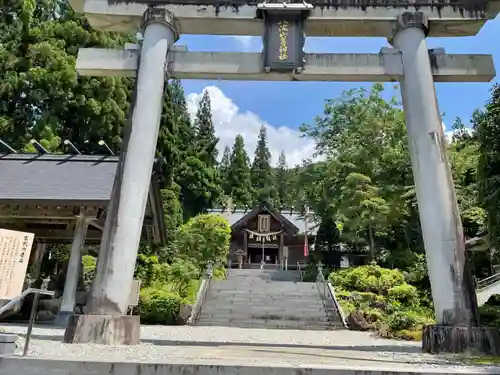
[209,203,316,269]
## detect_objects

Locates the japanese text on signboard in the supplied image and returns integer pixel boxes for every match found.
[0,229,35,299]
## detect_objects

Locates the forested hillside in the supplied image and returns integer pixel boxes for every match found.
[2,0,500,278]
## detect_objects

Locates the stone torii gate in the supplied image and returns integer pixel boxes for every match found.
[66,0,499,354]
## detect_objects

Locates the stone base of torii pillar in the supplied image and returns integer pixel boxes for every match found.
[64,314,140,345]
[63,8,179,345]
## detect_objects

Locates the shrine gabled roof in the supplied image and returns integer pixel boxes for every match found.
[208,205,319,235]
[0,153,119,205]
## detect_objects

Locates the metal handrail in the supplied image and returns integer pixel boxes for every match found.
[315,262,347,328]
[297,261,304,281]
[327,282,348,328]
[476,272,500,291]
[187,261,213,325]
[226,259,232,278]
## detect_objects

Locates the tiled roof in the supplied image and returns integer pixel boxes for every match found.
[0,153,119,204]
[208,207,319,235]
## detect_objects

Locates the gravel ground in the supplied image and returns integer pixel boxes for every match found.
[0,324,496,371]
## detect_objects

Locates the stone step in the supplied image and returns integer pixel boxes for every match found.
[197,316,332,324]
[212,280,311,285]
[210,290,318,296]
[206,298,322,304]
[204,301,324,308]
[197,319,337,330]
[200,307,326,314]
[200,314,328,322]
[204,300,324,310]
[211,287,317,293]
[209,292,320,297]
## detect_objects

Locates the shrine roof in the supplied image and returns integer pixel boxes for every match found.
[208,206,319,235]
[0,153,119,205]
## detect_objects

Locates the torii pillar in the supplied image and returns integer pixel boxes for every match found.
[393,12,498,354]
[63,8,179,345]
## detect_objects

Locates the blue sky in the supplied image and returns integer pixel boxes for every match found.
[178,18,500,166]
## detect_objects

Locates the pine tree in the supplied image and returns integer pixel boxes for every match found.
[174,88,221,219]
[275,150,290,208]
[219,144,231,194]
[226,135,253,208]
[194,90,219,168]
[251,125,278,206]
[170,79,195,157]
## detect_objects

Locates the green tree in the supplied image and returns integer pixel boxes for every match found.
[172,213,231,270]
[275,150,291,208]
[226,134,253,208]
[337,172,390,259]
[219,144,231,192]
[0,0,132,153]
[301,84,417,264]
[172,84,221,219]
[194,90,218,168]
[251,125,278,206]
[451,117,472,144]
[476,84,500,256]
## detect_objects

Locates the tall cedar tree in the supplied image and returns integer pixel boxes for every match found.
[251,126,278,206]
[0,0,133,153]
[177,89,221,218]
[275,150,290,208]
[226,135,253,208]
[477,84,500,254]
[194,91,219,168]
[219,144,231,191]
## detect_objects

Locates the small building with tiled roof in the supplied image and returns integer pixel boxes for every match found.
[0,153,166,245]
[209,203,317,268]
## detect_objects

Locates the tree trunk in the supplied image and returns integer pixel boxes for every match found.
[368,225,375,260]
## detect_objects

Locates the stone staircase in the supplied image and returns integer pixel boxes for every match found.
[197,268,344,330]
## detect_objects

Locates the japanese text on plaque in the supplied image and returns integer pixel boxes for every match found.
[0,229,35,299]
[278,20,289,61]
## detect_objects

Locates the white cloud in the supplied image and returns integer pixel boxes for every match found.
[186,86,317,167]
[442,122,473,144]
[442,122,453,144]
[228,36,261,52]
[231,36,252,49]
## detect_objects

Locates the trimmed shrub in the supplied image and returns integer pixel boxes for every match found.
[329,265,435,340]
[82,255,96,290]
[138,287,182,325]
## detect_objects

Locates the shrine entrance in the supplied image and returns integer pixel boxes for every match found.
[66,0,498,354]
[247,244,279,265]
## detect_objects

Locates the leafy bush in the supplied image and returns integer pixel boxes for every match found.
[329,264,405,295]
[388,284,420,307]
[134,254,169,287]
[213,266,226,280]
[480,306,500,327]
[385,309,427,331]
[171,213,231,270]
[329,265,434,340]
[164,259,200,298]
[138,287,182,325]
[82,255,96,290]
[301,262,332,282]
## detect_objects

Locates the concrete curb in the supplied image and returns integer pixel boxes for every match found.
[0,357,497,375]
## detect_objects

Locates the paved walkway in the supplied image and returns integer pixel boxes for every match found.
[0,324,494,372]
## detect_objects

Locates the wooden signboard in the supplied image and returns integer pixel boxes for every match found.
[128,279,141,307]
[0,229,35,300]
